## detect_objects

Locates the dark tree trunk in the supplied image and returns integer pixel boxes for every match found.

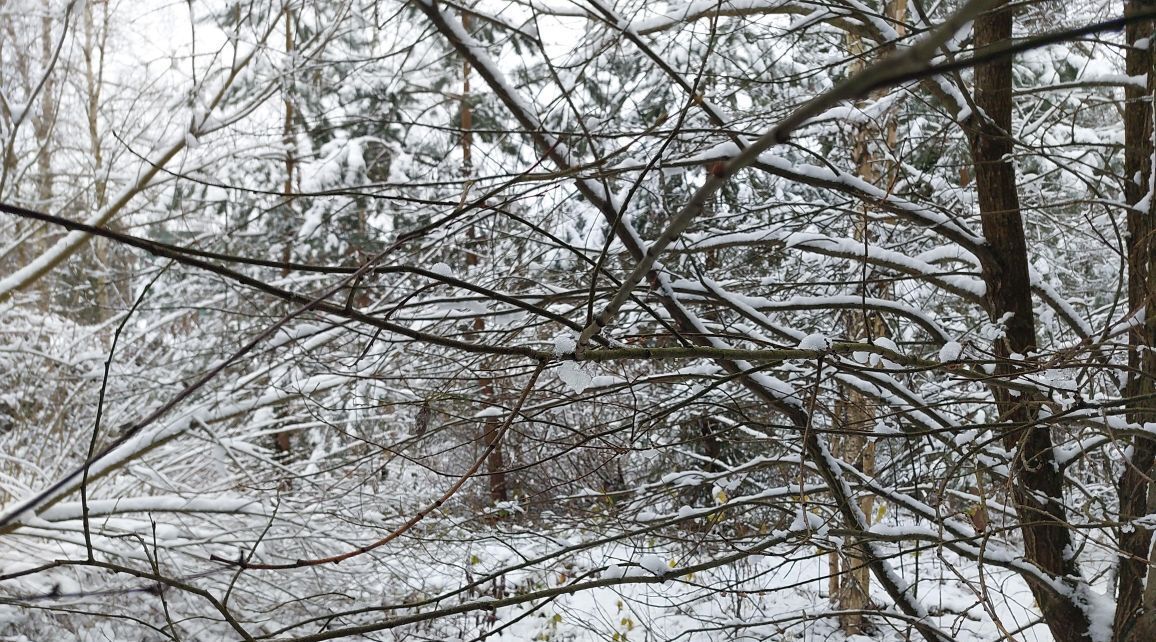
[967,4,1091,641]
[1117,4,1156,641]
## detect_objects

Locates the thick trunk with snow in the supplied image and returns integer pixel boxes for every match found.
[969,4,1091,641]
[1118,3,1156,640]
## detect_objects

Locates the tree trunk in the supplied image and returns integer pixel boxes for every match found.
[34,0,55,209]
[459,10,508,506]
[967,4,1091,641]
[273,5,296,465]
[33,1,56,312]
[831,391,877,634]
[830,1,905,631]
[1117,3,1156,641]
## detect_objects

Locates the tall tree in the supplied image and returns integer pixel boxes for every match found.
[968,3,1091,640]
[830,1,907,632]
[1117,1,1156,639]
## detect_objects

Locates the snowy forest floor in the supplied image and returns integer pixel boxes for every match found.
[0,509,1049,642]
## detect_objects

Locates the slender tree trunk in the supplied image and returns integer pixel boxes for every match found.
[273,5,296,463]
[967,4,1091,641]
[1117,3,1156,640]
[32,0,56,312]
[0,7,20,197]
[830,1,905,631]
[34,0,54,209]
[83,0,122,320]
[469,225,508,506]
[83,1,106,211]
[459,10,508,505]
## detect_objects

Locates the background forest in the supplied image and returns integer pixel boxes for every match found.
[1,0,1153,640]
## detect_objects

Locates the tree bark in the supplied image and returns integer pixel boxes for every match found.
[1117,3,1156,641]
[273,5,297,465]
[34,0,55,209]
[967,4,1091,641]
[459,10,508,505]
[830,2,905,631]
